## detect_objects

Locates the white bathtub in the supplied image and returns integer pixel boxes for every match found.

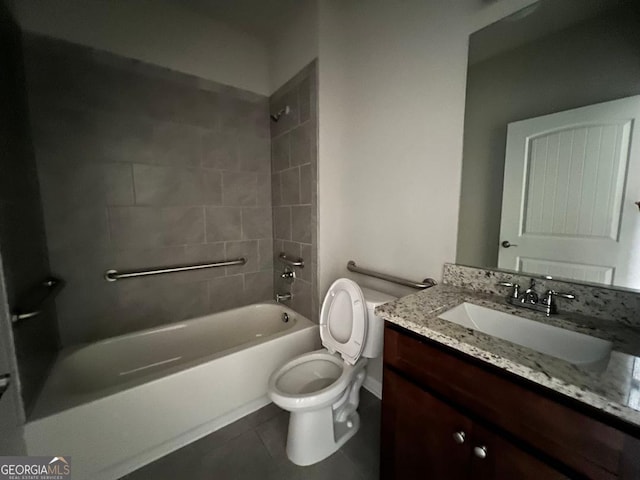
[24,303,319,480]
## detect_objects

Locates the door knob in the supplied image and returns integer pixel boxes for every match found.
[474,445,488,459]
[501,240,518,248]
[452,431,466,444]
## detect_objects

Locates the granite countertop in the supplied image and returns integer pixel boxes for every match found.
[376,284,640,429]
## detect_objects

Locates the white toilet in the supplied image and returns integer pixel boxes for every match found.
[267,278,396,466]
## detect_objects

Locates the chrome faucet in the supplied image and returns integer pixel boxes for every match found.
[275,292,292,303]
[281,267,295,281]
[497,279,576,316]
[523,279,539,304]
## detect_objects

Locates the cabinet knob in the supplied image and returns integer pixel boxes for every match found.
[452,431,466,444]
[474,445,488,459]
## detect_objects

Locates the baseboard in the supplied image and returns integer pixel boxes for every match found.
[363,375,382,399]
[97,396,271,480]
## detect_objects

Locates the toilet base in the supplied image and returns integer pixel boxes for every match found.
[286,408,360,466]
[285,365,367,466]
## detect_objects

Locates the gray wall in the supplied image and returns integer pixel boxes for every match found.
[24,35,273,346]
[270,61,318,321]
[0,9,57,416]
[457,9,640,268]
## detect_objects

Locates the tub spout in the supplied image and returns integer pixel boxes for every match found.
[276,292,292,303]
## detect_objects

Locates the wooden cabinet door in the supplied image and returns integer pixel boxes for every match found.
[381,368,473,480]
[470,425,570,480]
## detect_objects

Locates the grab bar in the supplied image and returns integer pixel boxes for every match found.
[11,277,65,324]
[0,374,10,401]
[347,260,437,290]
[279,252,304,268]
[104,258,246,282]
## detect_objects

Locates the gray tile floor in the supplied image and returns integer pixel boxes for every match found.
[122,390,380,480]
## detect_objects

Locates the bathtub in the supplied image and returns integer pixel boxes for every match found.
[24,303,319,480]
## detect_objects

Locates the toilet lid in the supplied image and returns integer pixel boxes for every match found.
[320,278,367,365]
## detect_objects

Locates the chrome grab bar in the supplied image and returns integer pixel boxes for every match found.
[279,253,304,268]
[0,374,10,401]
[11,277,65,324]
[104,258,246,282]
[347,260,437,290]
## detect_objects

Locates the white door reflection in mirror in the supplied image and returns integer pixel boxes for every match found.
[498,95,640,289]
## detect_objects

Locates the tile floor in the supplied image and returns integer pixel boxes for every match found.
[122,390,381,480]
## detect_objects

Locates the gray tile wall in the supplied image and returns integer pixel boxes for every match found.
[23,35,273,346]
[0,17,58,415]
[270,61,318,321]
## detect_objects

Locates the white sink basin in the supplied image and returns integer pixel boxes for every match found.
[438,303,612,367]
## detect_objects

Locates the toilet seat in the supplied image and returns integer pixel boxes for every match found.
[268,350,356,411]
[320,279,367,365]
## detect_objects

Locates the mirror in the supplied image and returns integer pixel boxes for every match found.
[457,0,640,292]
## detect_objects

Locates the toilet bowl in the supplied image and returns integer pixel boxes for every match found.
[267,278,396,466]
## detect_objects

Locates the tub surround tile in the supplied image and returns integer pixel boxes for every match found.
[281,240,302,259]
[244,271,274,304]
[271,172,282,207]
[297,76,312,124]
[280,167,301,205]
[116,279,210,333]
[274,206,292,241]
[242,207,272,241]
[376,272,640,429]
[25,34,273,346]
[258,239,274,272]
[222,171,258,206]
[271,134,290,172]
[236,135,270,173]
[205,207,242,242]
[181,243,228,281]
[225,240,259,275]
[443,263,640,328]
[25,35,267,130]
[208,275,245,313]
[44,203,112,252]
[201,131,237,170]
[299,164,312,205]
[257,173,271,205]
[31,106,203,168]
[132,164,222,206]
[289,121,313,167]
[298,244,312,283]
[291,206,311,244]
[108,206,205,249]
[291,279,312,320]
[270,61,318,321]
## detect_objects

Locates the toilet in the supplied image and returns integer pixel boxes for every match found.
[267,278,396,466]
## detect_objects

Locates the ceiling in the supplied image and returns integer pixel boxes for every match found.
[168,0,301,41]
[469,0,621,65]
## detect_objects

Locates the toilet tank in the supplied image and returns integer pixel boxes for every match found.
[360,287,397,358]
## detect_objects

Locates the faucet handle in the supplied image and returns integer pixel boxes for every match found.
[543,290,577,314]
[497,281,520,299]
[544,290,577,301]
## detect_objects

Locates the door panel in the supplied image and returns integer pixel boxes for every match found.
[499,95,640,289]
[470,425,569,480]
[523,123,629,239]
[381,368,472,480]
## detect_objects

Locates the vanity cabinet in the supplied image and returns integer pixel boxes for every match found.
[383,368,566,479]
[381,324,640,480]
